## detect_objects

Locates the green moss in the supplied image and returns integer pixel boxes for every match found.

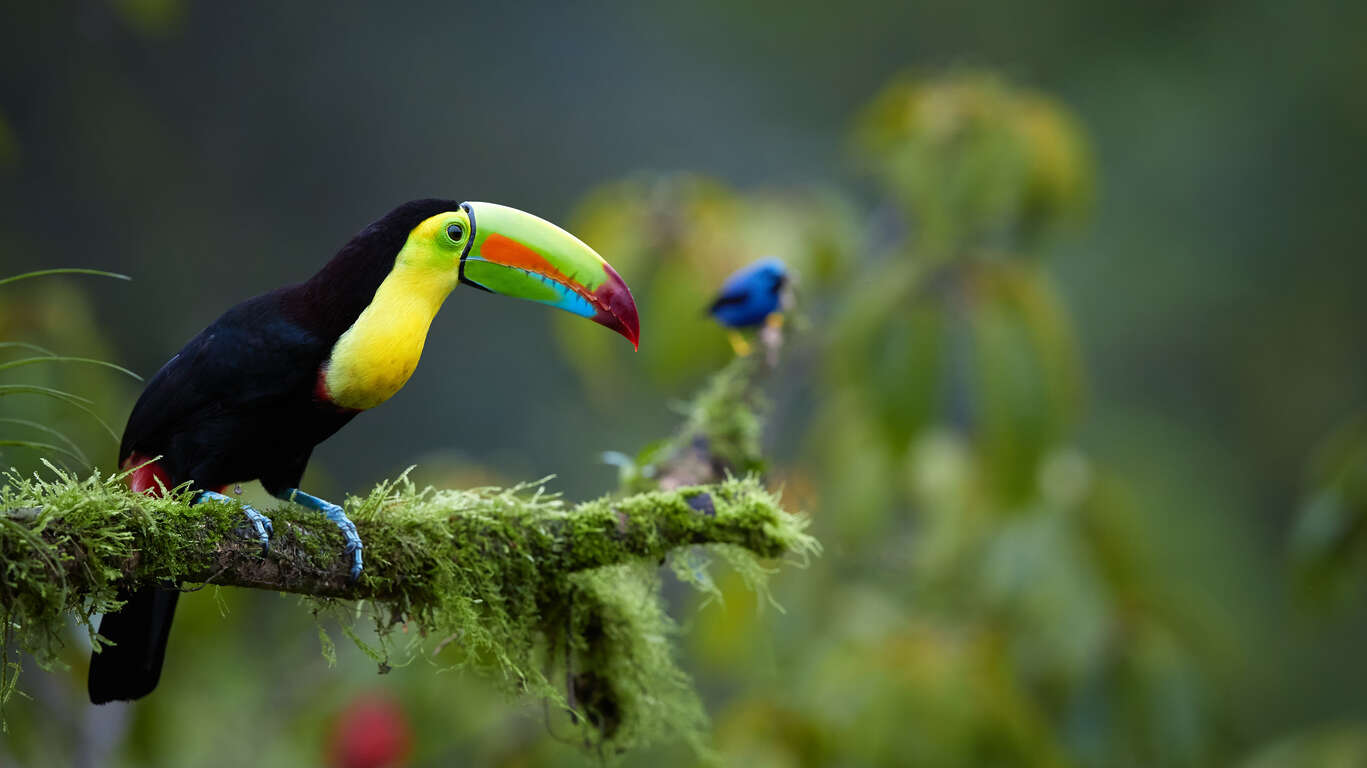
[680,357,767,473]
[0,464,814,755]
[0,349,815,756]
[615,358,769,492]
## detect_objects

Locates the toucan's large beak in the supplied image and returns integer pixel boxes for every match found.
[458,202,639,349]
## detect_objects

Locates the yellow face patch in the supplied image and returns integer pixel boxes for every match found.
[323,211,469,410]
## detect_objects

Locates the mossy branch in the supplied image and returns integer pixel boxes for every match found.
[0,473,805,603]
[614,356,770,493]
[0,356,812,754]
[1,467,813,753]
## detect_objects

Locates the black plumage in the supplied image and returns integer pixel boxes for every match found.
[90,199,460,704]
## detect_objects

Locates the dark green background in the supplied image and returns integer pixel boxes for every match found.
[2,1,1365,765]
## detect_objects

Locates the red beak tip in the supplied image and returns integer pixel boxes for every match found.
[592,262,640,351]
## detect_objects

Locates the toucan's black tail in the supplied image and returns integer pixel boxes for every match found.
[88,585,179,704]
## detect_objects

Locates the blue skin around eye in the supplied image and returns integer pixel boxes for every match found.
[707,258,789,329]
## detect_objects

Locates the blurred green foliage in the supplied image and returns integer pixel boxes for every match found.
[855,72,1092,256]
[0,273,138,476]
[1242,723,1367,768]
[513,68,1363,768]
[656,73,1223,768]
[1292,414,1367,607]
[109,0,187,37]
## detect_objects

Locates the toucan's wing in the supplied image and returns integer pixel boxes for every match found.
[119,292,323,465]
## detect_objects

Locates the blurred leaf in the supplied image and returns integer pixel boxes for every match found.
[1291,414,1367,606]
[110,0,186,37]
[807,392,902,546]
[1010,93,1095,241]
[0,355,142,381]
[970,260,1085,504]
[854,72,1092,255]
[0,277,138,469]
[0,268,129,287]
[1242,723,1367,768]
[0,418,89,466]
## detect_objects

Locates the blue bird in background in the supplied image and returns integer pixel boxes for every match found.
[707,257,791,357]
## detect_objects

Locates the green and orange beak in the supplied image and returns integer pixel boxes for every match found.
[456,202,639,349]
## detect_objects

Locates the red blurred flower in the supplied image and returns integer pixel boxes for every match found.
[329,693,413,768]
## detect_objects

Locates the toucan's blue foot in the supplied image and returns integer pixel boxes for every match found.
[279,488,364,582]
[197,490,273,555]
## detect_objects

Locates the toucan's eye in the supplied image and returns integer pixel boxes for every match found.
[446,222,465,242]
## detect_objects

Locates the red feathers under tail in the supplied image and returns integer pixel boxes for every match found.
[123,452,172,496]
[90,453,180,704]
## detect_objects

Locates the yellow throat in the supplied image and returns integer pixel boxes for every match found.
[323,216,459,410]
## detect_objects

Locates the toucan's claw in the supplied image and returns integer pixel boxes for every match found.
[332,513,364,583]
[248,507,273,556]
[279,488,364,582]
[319,503,364,582]
[197,490,273,556]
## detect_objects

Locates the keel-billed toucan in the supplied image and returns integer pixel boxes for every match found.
[89,199,639,704]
